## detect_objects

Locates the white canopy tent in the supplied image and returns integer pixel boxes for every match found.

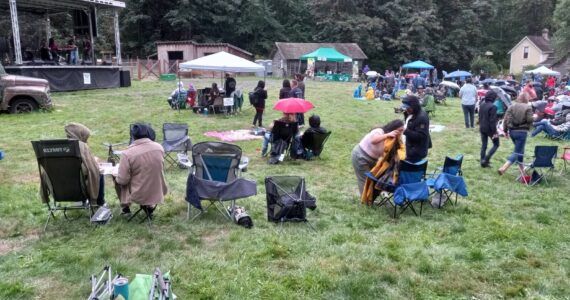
[524,66,561,76]
[179,51,265,73]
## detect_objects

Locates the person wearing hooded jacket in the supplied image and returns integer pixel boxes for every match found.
[478,90,500,168]
[114,123,167,216]
[64,122,105,206]
[401,95,431,162]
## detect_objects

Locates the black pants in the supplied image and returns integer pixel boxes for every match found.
[480,132,499,164]
[253,111,263,127]
[462,104,475,128]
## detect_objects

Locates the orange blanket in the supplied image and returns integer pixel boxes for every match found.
[361,137,406,205]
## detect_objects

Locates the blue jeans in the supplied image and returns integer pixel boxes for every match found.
[507,130,528,164]
[261,132,271,155]
[531,120,557,137]
[462,104,475,128]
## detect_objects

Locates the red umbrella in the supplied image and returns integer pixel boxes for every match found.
[273,98,315,113]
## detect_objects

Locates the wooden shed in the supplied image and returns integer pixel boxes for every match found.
[270,42,368,77]
[156,40,253,74]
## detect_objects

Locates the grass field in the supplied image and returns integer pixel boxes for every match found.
[0,77,569,299]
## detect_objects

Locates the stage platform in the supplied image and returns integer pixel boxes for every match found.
[4,65,124,92]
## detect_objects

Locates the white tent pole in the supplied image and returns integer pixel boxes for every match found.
[87,8,95,65]
[9,0,22,65]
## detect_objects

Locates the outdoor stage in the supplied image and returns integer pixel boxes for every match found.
[4,65,126,92]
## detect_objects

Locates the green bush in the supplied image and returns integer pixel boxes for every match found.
[470,56,499,76]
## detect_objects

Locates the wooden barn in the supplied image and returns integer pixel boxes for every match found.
[270,42,367,77]
[156,40,253,73]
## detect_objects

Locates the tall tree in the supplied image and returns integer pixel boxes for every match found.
[553,0,570,56]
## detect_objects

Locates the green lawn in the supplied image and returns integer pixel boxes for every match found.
[0,78,569,299]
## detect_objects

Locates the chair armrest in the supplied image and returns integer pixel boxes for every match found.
[364,172,378,182]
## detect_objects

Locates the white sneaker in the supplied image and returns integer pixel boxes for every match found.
[278,154,285,162]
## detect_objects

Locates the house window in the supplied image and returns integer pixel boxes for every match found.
[523,47,529,59]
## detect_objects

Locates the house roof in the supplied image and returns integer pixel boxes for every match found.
[273,42,367,60]
[155,40,252,56]
[508,35,553,54]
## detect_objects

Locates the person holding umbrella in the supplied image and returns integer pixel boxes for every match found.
[290,80,305,127]
[260,98,315,157]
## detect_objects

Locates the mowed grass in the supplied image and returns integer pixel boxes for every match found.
[0,77,569,299]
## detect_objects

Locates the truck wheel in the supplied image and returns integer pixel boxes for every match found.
[10,98,38,114]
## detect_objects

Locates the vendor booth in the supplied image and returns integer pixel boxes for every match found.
[300,47,352,81]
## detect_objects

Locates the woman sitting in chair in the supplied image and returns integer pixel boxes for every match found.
[114,124,167,217]
[209,83,220,107]
[64,122,105,206]
[260,112,298,158]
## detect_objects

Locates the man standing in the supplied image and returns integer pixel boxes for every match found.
[459,78,478,128]
[401,95,431,162]
[114,123,168,217]
[224,73,236,96]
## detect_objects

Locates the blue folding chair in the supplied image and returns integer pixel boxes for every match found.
[426,154,465,207]
[430,173,468,207]
[520,146,558,186]
[392,160,429,217]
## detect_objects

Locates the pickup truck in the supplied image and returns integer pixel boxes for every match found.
[0,63,53,113]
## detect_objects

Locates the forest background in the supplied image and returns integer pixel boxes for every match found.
[2,0,570,74]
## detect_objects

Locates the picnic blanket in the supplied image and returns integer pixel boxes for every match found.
[204,129,263,142]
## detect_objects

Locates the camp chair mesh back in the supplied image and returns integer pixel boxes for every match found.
[525,145,557,185]
[31,139,92,230]
[161,123,191,168]
[265,176,316,229]
[304,131,332,159]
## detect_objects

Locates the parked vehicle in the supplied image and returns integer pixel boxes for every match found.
[0,63,52,113]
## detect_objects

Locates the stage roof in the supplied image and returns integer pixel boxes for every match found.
[0,0,125,14]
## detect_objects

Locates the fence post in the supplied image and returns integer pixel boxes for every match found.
[137,58,141,80]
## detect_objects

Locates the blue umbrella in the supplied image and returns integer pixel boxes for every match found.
[444,70,472,78]
[402,60,434,69]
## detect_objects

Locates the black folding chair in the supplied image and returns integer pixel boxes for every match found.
[31,139,94,231]
[269,121,298,162]
[521,146,558,186]
[161,123,192,169]
[303,131,332,159]
[265,176,317,230]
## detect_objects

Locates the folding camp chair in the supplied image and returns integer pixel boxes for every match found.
[161,123,192,169]
[392,160,429,217]
[265,176,317,230]
[519,145,558,186]
[209,96,226,114]
[186,142,255,221]
[302,131,332,160]
[31,139,94,231]
[426,154,465,207]
[562,147,570,173]
[546,130,570,141]
[269,121,298,163]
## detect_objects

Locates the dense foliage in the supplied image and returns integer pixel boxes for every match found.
[120,0,568,72]
[1,0,568,72]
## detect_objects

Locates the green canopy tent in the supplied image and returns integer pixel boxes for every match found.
[300,47,353,62]
[300,47,353,80]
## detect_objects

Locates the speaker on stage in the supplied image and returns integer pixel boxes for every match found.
[120,70,131,87]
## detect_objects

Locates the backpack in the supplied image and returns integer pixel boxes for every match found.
[249,91,259,106]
